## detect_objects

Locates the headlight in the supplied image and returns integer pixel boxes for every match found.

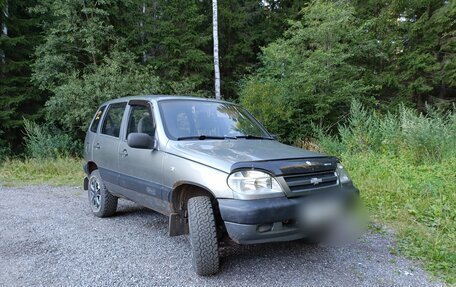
[337,163,351,183]
[227,170,284,199]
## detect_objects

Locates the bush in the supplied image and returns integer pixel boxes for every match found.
[46,51,161,136]
[23,119,82,159]
[315,100,456,164]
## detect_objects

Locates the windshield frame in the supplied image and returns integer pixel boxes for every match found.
[157,98,272,141]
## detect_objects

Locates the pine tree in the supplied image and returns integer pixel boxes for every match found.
[352,0,456,110]
[0,0,46,153]
[126,0,213,96]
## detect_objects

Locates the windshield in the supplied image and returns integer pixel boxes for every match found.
[158,100,271,140]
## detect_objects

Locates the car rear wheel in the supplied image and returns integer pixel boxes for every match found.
[187,196,220,276]
[88,170,118,217]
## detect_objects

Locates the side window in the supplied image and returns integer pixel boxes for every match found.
[89,105,106,133]
[126,105,155,138]
[101,102,127,138]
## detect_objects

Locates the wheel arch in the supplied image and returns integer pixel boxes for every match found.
[83,161,98,190]
[168,182,221,237]
[170,181,217,213]
[87,161,98,174]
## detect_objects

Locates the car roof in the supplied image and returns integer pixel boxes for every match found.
[100,95,235,106]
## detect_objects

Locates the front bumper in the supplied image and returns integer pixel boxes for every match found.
[218,184,359,244]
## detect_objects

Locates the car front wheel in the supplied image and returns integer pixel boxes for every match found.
[187,196,220,276]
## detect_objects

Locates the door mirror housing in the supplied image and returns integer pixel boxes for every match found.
[127,133,156,149]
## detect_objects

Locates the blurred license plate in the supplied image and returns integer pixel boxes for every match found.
[299,199,342,226]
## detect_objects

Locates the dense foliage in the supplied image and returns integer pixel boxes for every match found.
[1,0,454,151]
[241,0,456,143]
[1,0,301,150]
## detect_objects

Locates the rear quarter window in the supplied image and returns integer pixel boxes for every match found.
[90,106,106,133]
[101,102,127,138]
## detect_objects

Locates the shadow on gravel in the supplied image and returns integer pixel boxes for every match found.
[114,205,154,217]
[219,240,324,266]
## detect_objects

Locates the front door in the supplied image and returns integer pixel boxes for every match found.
[117,101,168,214]
[92,102,127,193]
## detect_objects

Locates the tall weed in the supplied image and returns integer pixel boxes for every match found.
[399,107,455,163]
[23,119,82,159]
[315,100,456,164]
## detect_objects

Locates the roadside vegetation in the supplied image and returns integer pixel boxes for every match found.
[311,101,455,284]
[0,157,83,187]
[0,120,83,187]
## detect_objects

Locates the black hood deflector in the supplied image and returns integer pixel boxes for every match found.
[230,157,339,176]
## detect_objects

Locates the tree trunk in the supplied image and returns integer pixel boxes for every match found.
[1,0,8,64]
[141,2,147,63]
[212,0,221,100]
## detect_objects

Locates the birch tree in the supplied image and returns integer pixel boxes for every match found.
[212,0,221,100]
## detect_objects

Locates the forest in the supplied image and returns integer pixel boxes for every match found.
[0,0,455,155]
[0,0,455,283]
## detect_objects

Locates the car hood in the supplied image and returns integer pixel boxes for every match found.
[165,140,325,173]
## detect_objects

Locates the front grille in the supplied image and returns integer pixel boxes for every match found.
[283,171,338,194]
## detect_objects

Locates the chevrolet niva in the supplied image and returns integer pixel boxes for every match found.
[83,96,359,275]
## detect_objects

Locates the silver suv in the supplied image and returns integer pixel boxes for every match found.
[83,96,359,275]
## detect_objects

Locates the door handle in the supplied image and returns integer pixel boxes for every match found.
[94,143,101,150]
[120,149,128,157]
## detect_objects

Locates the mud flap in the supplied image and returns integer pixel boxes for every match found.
[169,213,189,236]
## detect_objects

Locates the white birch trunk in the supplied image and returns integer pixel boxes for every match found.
[212,0,221,100]
[1,0,8,64]
[141,2,147,63]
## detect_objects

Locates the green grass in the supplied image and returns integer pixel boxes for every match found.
[0,157,84,187]
[343,153,456,284]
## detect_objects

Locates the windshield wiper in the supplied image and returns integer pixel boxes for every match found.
[235,135,275,140]
[177,135,236,141]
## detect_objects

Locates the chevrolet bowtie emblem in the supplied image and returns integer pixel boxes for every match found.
[310,178,323,185]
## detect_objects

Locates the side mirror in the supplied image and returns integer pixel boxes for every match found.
[270,134,278,140]
[127,133,155,149]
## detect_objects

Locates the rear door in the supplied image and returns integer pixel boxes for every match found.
[117,100,168,213]
[92,102,127,193]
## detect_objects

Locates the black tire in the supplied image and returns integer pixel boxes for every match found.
[88,170,118,217]
[187,196,220,276]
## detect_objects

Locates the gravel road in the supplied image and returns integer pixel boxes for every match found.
[0,185,443,287]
